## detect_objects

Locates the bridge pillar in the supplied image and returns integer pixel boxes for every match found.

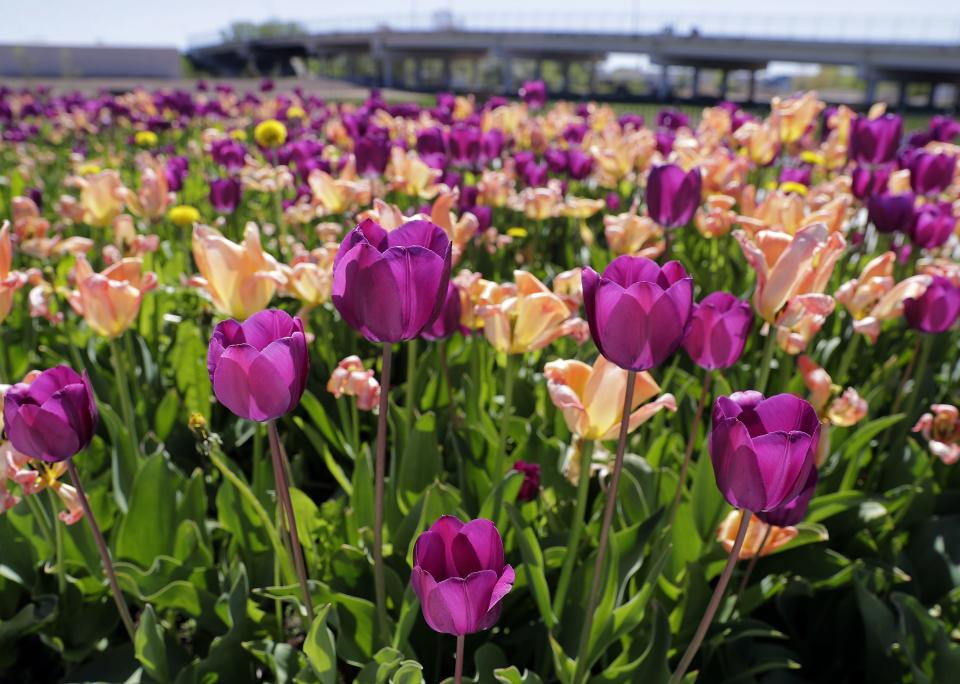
[746,70,757,104]
[562,61,573,94]
[719,69,729,100]
[897,79,909,110]
[864,74,878,107]
[381,56,394,89]
[657,64,670,101]
[502,54,514,94]
[928,83,938,109]
[589,61,599,96]
[534,59,543,81]
[691,67,700,99]
[414,57,423,89]
[442,58,452,91]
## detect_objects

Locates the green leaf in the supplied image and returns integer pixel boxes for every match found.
[171,320,212,422]
[116,453,182,567]
[304,604,337,684]
[494,665,544,684]
[0,595,57,647]
[135,605,170,683]
[478,470,524,521]
[505,504,557,630]
[397,412,442,513]
[840,414,904,489]
[689,447,724,541]
[96,400,136,512]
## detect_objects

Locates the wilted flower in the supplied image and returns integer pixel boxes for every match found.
[912,404,960,465]
[798,355,868,427]
[774,293,836,355]
[326,355,380,411]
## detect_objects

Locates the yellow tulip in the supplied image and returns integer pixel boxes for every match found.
[80,170,125,227]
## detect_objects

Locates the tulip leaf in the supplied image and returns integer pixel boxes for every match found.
[505,504,557,630]
[293,416,353,495]
[304,603,337,684]
[478,470,524,522]
[96,400,136,512]
[548,633,576,684]
[116,453,181,567]
[134,604,171,683]
[351,444,376,536]
[839,414,904,489]
[494,665,544,684]
[171,320,212,423]
[301,390,346,456]
[689,444,725,542]
[397,412,442,513]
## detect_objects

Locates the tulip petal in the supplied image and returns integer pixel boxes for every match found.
[11,404,81,462]
[211,344,260,421]
[750,431,815,511]
[241,309,296,351]
[452,519,504,575]
[413,531,448,583]
[711,417,767,512]
[247,338,300,420]
[753,394,821,436]
[425,570,498,635]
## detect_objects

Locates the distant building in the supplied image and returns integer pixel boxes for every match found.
[0,44,181,78]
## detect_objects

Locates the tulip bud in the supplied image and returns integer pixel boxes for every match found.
[909,202,955,249]
[582,256,693,372]
[710,391,820,513]
[333,219,452,343]
[907,151,955,195]
[645,164,702,228]
[849,114,902,165]
[207,309,309,422]
[867,192,915,234]
[682,292,753,370]
[209,177,242,214]
[3,366,98,463]
[411,516,515,635]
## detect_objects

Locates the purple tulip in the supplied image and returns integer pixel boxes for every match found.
[3,366,98,463]
[416,127,447,157]
[165,156,189,192]
[211,139,247,170]
[929,115,960,143]
[522,162,548,188]
[779,166,812,187]
[606,192,621,212]
[908,151,955,195]
[436,92,456,111]
[757,467,817,527]
[411,516,515,635]
[519,80,547,109]
[582,256,694,372]
[513,461,541,502]
[355,131,391,176]
[563,123,588,144]
[471,205,492,231]
[421,281,462,341]
[618,113,645,131]
[710,391,820,513]
[545,148,568,174]
[567,150,594,180]
[851,165,891,200]
[333,220,452,343]
[904,276,960,334]
[480,130,505,162]
[209,177,241,214]
[910,202,955,249]
[682,292,753,370]
[645,164,702,227]
[207,309,309,422]
[449,125,481,166]
[849,114,902,165]
[867,192,915,234]
[657,108,690,131]
[655,130,676,156]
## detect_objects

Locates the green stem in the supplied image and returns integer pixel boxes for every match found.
[24,492,56,558]
[66,459,138,643]
[373,343,394,645]
[573,371,637,684]
[668,510,752,684]
[756,329,777,395]
[208,442,295,584]
[405,337,419,440]
[668,372,713,528]
[835,327,861,385]
[491,353,517,520]
[267,421,315,624]
[109,337,140,458]
[552,438,595,619]
[736,524,771,602]
[47,489,67,595]
[454,633,465,684]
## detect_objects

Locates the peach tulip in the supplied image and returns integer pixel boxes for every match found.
[772,91,825,145]
[281,244,336,309]
[476,271,588,354]
[913,404,960,465]
[122,159,170,219]
[308,169,371,215]
[604,207,665,257]
[774,293,836,355]
[839,269,933,343]
[190,223,285,319]
[695,195,738,238]
[544,355,676,441]
[0,222,27,324]
[67,257,157,338]
[79,170,125,227]
[798,355,868,428]
[327,356,381,411]
[388,147,442,199]
[430,189,480,264]
[716,509,801,560]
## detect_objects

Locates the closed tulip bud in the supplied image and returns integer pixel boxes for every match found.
[512,460,541,501]
[710,391,820,513]
[867,192,915,234]
[756,467,818,527]
[909,201,955,249]
[3,366,98,462]
[849,114,902,165]
[908,151,955,195]
[333,220,451,343]
[421,281,463,341]
[904,275,960,334]
[207,309,309,422]
[209,177,242,214]
[682,292,753,370]
[645,164,702,228]
[582,256,693,372]
[411,516,515,635]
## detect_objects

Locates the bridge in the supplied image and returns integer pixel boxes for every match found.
[187,13,960,109]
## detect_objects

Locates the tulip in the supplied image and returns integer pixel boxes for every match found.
[207,309,308,423]
[682,292,753,370]
[387,147,442,199]
[904,275,960,334]
[519,80,546,109]
[3,365,135,640]
[416,127,448,157]
[355,131,391,176]
[544,356,676,441]
[867,192,916,234]
[411,516,515,635]
[582,255,693,372]
[326,355,380,411]
[757,467,818,527]
[3,366,97,463]
[476,271,587,355]
[603,207,665,259]
[849,114,902,165]
[79,170,125,227]
[907,151,955,194]
[190,223,286,320]
[851,165,892,200]
[645,164,702,227]
[449,125,481,166]
[209,177,242,214]
[772,91,824,144]
[67,257,157,338]
[123,160,170,220]
[281,245,336,310]
[912,404,960,465]
[421,281,463,341]
[710,391,820,513]
[909,201,955,249]
[716,509,798,560]
[169,205,201,227]
[774,293,836,355]
[512,461,541,502]
[333,219,452,343]
[0,222,27,324]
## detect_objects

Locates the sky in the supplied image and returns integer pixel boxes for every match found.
[2,0,958,48]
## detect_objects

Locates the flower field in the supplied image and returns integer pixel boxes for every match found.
[1,82,959,683]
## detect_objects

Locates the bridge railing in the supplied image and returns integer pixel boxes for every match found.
[188,12,960,49]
